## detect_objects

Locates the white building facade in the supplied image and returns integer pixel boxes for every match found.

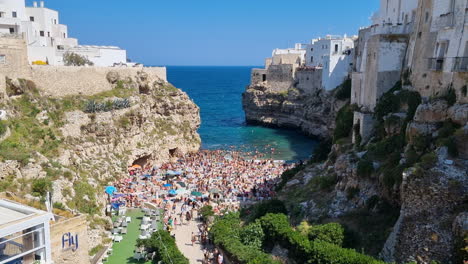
[0,199,54,264]
[0,0,127,66]
[305,35,355,90]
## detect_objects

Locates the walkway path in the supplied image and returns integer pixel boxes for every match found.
[173,211,205,264]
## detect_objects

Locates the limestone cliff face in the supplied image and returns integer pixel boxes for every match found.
[278,94,468,262]
[242,84,345,138]
[0,69,201,253]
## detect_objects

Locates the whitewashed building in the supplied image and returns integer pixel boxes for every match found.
[270,43,307,66]
[305,35,355,90]
[0,0,127,66]
[0,199,54,264]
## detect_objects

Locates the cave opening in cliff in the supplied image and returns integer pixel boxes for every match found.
[132,155,151,168]
[169,147,183,158]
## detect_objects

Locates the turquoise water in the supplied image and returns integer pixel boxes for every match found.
[166,66,317,161]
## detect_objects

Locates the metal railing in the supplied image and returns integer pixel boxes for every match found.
[453,57,468,72]
[428,58,444,71]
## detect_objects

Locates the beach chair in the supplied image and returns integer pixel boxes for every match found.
[122,221,128,227]
[126,216,131,222]
[121,228,128,234]
[113,235,123,242]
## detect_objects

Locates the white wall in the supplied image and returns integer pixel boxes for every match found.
[90,48,127,67]
[372,0,418,25]
[377,41,407,72]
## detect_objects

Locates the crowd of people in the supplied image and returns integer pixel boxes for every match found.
[109,150,294,263]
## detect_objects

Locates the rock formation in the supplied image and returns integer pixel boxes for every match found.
[242,81,346,138]
[0,69,201,252]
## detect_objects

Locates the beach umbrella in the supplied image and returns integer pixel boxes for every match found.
[191,191,202,197]
[168,190,177,196]
[163,183,172,188]
[132,164,142,168]
[177,182,186,187]
[105,186,117,195]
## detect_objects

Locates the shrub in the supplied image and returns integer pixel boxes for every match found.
[276,164,305,191]
[73,182,99,215]
[210,213,279,264]
[297,220,312,236]
[374,81,402,121]
[31,178,52,197]
[138,230,189,264]
[53,202,66,210]
[308,174,338,191]
[0,121,7,137]
[308,222,345,247]
[334,78,352,100]
[63,52,94,66]
[310,139,332,163]
[357,160,373,178]
[333,104,355,142]
[199,205,214,222]
[444,87,457,106]
[243,199,288,222]
[420,152,438,169]
[258,214,383,264]
[89,244,104,256]
[346,187,360,200]
[240,221,265,249]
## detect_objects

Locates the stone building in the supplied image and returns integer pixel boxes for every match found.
[0,0,127,66]
[305,35,356,91]
[351,0,418,143]
[407,0,468,102]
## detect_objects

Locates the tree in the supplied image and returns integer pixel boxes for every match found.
[63,52,94,66]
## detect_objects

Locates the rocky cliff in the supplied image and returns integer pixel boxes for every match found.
[0,69,201,252]
[242,82,347,138]
[275,85,468,263]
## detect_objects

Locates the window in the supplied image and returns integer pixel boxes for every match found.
[40,31,45,37]
[63,33,66,38]
[47,32,50,37]
[310,56,313,63]
[57,45,64,50]
[425,12,429,23]
[9,28,14,34]
[30,16,35,21]
[54,19,57,24]
[310,48,313,51]
[12,11,17,18]
[0,55,6,64]
[334,44,339,53]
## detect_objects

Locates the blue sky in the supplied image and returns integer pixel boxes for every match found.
[29,0,379,66]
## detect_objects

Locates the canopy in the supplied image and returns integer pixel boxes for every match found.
[177,182,186,187]
[168,190,178,196]
[191,191,203,197]
[105,186,117,195]
[163,183,172,187]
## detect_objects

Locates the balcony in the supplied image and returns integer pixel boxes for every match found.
[428,58,444,71]
[453,57,468,72]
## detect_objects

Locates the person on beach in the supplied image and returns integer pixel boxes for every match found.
[191,232,196,246]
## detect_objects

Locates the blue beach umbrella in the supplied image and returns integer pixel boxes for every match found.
[163,183,172,188]
[105,186,117,195]
[168,189,177,196]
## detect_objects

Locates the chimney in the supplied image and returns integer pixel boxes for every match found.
[33,1,38,7]
[40,1,44,8]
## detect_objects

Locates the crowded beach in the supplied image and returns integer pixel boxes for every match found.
[104,150,294,263]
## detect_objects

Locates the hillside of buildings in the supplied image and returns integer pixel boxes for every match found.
[242,0,468,263]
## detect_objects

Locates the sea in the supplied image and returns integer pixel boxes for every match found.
[166,66,317,162]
